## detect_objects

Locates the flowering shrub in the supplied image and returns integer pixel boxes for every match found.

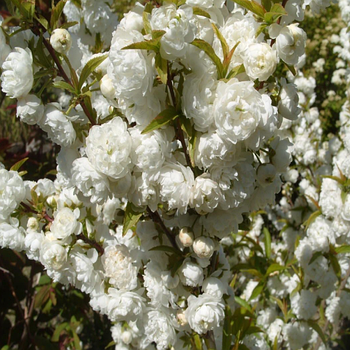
[0,0,350,349]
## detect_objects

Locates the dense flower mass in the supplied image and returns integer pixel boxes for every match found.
[1,0,349,349]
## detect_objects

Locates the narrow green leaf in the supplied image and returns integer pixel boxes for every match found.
[212,23,229,59]
[122,202,144,236]
[194,334,203,350]
[35,14,49,30]
[34,285,51,309]
[170,257,184,277]
[53,80,76,94]
[329,254,341,279]
[226,64,245,80]
[263,227,271,258]
[52,322,68,342]
[122,40,160,52]
[223,41,240,76]
[191,39,224,78]
[266,263,286,276]
[105,341,116,349]
[232,0,266,18]
[22,1,35,21]
[60,21,79,30]
[222,306,233,350]
[303,210,321,230]
[192,7,211,18]
[155,53,167,85]
[50,0,67,30]
[307,320,327,346]
[150,245,182,256]
[38,274,52,285]
[335,245,350,254]
[142,108,180,134]
[249,282,264,301]
[143,11,152,35]
[10,157,29,172]
[234,296,253,312]
[256,24,268,38]
[72,330,82,350]
[78,53,108,90]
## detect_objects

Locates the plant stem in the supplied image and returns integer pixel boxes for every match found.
[77,233,104,256]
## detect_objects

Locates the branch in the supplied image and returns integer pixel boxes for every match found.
[146,207,178,249]
[77,233,104,255]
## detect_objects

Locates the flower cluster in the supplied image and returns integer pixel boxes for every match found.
[0,0,343,349]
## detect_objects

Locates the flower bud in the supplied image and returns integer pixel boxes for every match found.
[100,74,116,100]
[193,236,215,259]
[178,227,194,247]
[50,28,72,54]
[121,330,132,344]
[177,310,188,326]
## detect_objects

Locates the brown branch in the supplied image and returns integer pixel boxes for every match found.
[77,233,104,255]
[146,207,178,249]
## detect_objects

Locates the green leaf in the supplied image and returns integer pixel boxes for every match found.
[232,0,266,18]
[191,39,224,78]
[180,117,197,168]
[263,227,271,259]
[60,21,79,30]
[122,203,143,236]
[222,306,233,350]
[307,320,327,346]
[35,14,49,30]
[193,7,211,18]
[150,245,182,256]
[261,0,271,11]
[170,256,184,277]
[329,254,341,279]
[52,322,68,342]
[10,157,28,172]
[53,80,76,94]
[249,282,264,301]
[309,251,324,265]
[226,64,245,80]
[34,285,51,309]
[264,3,287,23]
[122,40,160,52]
[155,53,168,85]
[105,341,116,349]
[256,23,268,38]
[78,53,108,90]
[72,330,82,350]
[266,263,286,276]
[50,0,67,30]
[194,334,203,350]
[38,274,52,285]
[335,245,350,254]
[212,23,229,59]
[303,210,321,230]
[21,1,35,21]
[234,296,253,313]
[143,11,152,35]
[142,107,180,134]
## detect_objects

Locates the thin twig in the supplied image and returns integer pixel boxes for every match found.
[77,233,104,255]
[146,207,177,249]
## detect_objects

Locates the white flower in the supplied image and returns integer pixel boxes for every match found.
[202,277,227,299]
[193,236,216,259]
[291,290,317,320]
[214,80,271,144]
[1,47,33,98]
[0,217,25,251]
[191,174,223,214]
[243,43,277,81]
[107,288,145,322]
[16,94,44,125]
[71,157,110,204]
[150,3,195,60]
[185,293,225,334]
[158,162,195,214]
[50,28,72,54]
[143,309,178,350]
[100,74,116,100]
[24,230,44,260]
[0,168,25,221]
[256,164,277,187]
[283,322,312,350]
[102,245,138,291]
[278,78,301,120]
[40,104,76,147]
[275,24,306,66]
[179,259,204,287]
[50,207,82,240]
[86,117,132,180]
[40,236,67,271]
